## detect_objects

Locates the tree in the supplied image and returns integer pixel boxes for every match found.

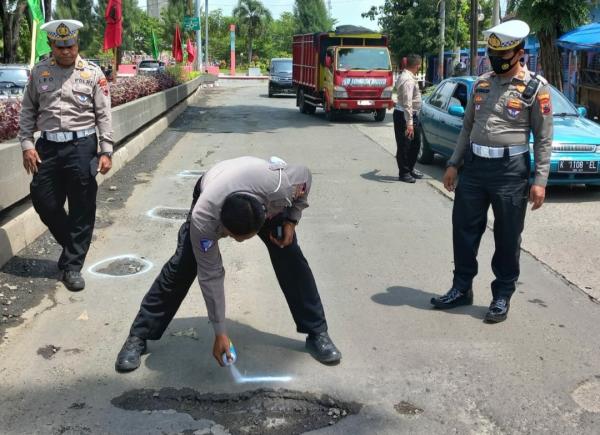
[0,0,28,63]
[507,0,597,90]
[232,0,272,63]
[293,0,333,34]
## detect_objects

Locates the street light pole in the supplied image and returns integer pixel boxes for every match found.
[205,0,209,70]
[196,0,202,71]
[438,0,445,82]
[470,0,478,75]
[492,0,500,26]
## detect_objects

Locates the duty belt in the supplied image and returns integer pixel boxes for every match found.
[42,128,96,142]
[472,143,529,159]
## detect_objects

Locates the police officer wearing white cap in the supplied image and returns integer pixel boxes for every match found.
[18,19,113,291]
[430,20,553,322]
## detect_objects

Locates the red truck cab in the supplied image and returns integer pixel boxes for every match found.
[293,27,394,122]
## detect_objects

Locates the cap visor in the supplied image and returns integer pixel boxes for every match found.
[54,39,77,48]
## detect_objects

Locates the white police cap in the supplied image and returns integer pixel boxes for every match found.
[40,19,83,47]
[483,20,530,52]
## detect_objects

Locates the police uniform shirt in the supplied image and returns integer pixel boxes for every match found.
[18,55,113,153]
[395,69,422,125]
[449,66,553,186]
[189,156,312,334]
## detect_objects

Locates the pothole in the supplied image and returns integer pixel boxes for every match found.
[147,206,189,221]
[177,169,205,178]
[88,255,153,277]
[394,400,424,416]
[37,344,61,359]
[111,388,361,435]
[572,378,600,413]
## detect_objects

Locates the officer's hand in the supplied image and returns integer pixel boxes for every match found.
[213,334,232,367]
[269,221,295,248]
[98,155,112,175]
[443,166,458,192]
[23,149,42,175]
[529,185,546,210]
[405,125,415,139]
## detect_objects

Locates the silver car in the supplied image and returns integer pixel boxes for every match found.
[0,64,30,99]
[136,60,166,76]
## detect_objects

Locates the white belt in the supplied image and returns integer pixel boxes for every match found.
[43,128,96,142]
[472,143,528,159]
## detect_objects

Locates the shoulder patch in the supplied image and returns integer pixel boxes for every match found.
[200,239,215,252]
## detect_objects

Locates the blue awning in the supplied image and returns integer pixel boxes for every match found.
[558,22,600,52]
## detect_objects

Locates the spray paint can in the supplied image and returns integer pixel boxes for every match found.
[221,340,237,366]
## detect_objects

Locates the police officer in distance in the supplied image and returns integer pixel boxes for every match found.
[115,156,341,372]
[19,20,113,291]
[430,20,552,322]
[394,54,423,183]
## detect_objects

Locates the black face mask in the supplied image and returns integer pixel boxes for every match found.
[488,52,520,74]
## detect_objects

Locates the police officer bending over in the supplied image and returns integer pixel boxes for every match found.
[431,20,552,322]
[18,19,113,291]
[116,156,341,371]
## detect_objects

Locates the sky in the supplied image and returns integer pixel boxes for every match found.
[138,0,387,30]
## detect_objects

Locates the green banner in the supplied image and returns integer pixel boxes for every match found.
[151,30,159,61]
[26,0,50,61]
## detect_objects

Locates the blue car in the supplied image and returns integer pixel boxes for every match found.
[418,76,600,186]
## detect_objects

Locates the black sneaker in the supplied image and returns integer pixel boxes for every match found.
[399,173,416,183]
[430,288,473,309]
[306,332,341,364]
[115,336,147,372]
[61,271,85,292]
[484,298,510,323]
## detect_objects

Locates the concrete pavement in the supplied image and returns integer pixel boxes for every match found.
[0,82,599,434]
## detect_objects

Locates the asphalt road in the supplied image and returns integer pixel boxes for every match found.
[1,81,599,434]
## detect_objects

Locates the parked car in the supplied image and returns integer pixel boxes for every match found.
[0,64,30,99]
[267,58,293,97]
[136,60,166,76]
[418,76,600,187]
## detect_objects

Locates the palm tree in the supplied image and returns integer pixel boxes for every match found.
[233,0,272,63]
[507,0,596,90]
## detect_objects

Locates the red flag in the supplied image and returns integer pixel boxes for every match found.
[103,0,122,50]
[172,25,183,63]
[186,39,195,64]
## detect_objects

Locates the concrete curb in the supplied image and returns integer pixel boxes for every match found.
[0,85,205,269]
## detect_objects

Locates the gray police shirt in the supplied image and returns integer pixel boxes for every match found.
[189,156,312,335]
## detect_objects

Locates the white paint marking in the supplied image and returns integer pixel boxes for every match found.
[229,365,292,384]
[177,170,205,178]
[87,254,154,278]
[146,206,188,222]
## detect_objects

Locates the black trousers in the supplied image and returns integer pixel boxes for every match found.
[393,109,419,175]
[30,135,99,272]
[130,178,328,340]
[452,149,530,299]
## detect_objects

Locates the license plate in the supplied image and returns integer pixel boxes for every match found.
[558,160,599,173]
[357,100,374,106]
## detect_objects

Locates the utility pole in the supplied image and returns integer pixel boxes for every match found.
[438,0,446,82]
[492,0,500,26]
[453,0,461,68]
[469,0,478,75]
[205,0,209,70]
[196,0,202,71]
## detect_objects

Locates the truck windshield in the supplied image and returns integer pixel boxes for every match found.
[337,48,390,70]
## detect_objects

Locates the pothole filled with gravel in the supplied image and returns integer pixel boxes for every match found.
[111,388,361,435]
[89,256,152,277]
[147,206,188,221]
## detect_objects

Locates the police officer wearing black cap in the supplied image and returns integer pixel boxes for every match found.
[430,20,553,322]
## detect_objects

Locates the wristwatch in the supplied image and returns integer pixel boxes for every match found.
[99,151,113,159]
[446,160,457,169]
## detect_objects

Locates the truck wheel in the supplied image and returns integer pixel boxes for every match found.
[374,109,387,122]
[305,103,316,114]
[417,126,434,164]
[298,90,307,113]
[325,101,337,122]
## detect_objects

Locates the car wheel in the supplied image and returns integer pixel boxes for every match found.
[268,86,273,98]
[374,109,387,122]
[417,125,434,164]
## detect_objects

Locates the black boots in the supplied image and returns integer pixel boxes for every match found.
[115,335,147,372]
[430,288,473,309]
[306,332,342,364]
[61,271,85,292]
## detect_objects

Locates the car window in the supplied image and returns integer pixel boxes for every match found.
[451,83,468,108]
[0,68,29,84]
[271,60,292,74]
[549,86,578,116]
[429,82,456,109]
[139,61,160,68]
